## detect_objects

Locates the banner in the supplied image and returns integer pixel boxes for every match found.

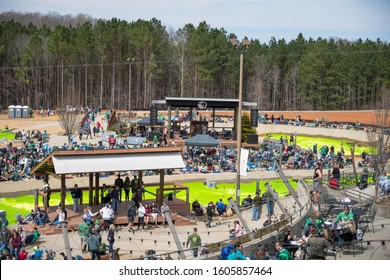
[240,148,249,176]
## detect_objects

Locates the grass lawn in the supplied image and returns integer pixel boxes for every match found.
[0,179,297,225]
[0,132,15,140]
[265,133,370,156]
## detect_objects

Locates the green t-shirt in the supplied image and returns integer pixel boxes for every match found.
[277,248,291,260]
[335,211,354,223]
[187,233,201,248]
[78,223,90,237]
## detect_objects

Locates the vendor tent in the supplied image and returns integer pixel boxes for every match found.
[184,134,220,147]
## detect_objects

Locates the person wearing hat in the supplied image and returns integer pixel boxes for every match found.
[29,245,43,260]
[312,162,322,204]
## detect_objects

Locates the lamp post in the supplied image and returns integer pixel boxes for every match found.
[231,38,250,206]
[127,58,135,116]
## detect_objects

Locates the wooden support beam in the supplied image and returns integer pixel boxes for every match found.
[60,174,66,212]
[158,169,164,208]
[94,173,99,205]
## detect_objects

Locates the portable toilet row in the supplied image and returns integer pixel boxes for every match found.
[8,105,29,118]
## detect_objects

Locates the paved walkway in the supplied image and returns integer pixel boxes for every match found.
[2,113,389,260]
[12,183,389,260]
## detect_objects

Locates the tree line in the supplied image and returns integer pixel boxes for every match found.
[0,12,389,112]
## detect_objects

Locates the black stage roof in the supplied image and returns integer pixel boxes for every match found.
[152,97,257,109]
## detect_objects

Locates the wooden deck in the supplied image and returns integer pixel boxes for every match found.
[21,198,194,235]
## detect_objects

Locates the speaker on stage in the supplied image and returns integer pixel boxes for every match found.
[247,134,258,144]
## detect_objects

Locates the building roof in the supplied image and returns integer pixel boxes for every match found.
[31,147,185,175]
[152,97,257,108]
[184,134,221,147]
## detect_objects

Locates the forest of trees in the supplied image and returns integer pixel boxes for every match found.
[0,11,389,112]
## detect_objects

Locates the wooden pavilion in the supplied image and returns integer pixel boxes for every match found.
[31,147,186,212]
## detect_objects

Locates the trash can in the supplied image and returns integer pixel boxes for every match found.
[210,182,216,189]
[8,105,15,118]
[22,106,29,118]
[15,105,22,118]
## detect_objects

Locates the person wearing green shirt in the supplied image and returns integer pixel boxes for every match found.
[186,227,201,257]
[334,206,354,223]
[275,241,291,260]
[78,220,90,252]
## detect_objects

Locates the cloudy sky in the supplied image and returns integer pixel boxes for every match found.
[1,0,389,42]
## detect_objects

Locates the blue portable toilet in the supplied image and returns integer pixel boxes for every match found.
[22,106,29,118]
[15,105,22,118]
[8,105,15,118]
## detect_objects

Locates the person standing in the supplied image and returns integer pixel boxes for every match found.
[186,227,201,257]
[78,127,83,141]
[87,231,101,260]
[131,175,139,195]
[160,201,170,226]
[107,224,116,259]
[252,191,262,221]
[264,188,275,217]
[313,162,322,204]
[78,219,89,252]
[114,174,124,202]
[70,184,82,212]
[111,186,119,215]
[137,202,146,232]
[132,187,143,208]
[216,199,225,225]
[123,175,131,201]
[205,202,215,228]
[39,180,51,209]
[99,204,114,231]
[127,201,136,233]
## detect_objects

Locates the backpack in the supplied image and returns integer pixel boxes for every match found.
[221,244,234,260]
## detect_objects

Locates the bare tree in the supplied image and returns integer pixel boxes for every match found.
[366,108,390,196]
[57,110,82,147]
